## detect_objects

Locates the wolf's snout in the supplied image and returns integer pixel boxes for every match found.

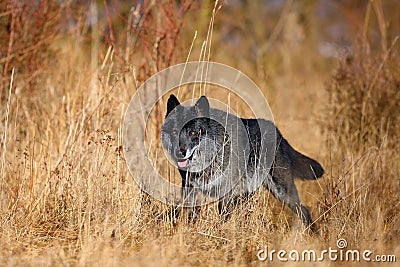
[175,146,186,159]
[175,147,190,168]
[179,146,186,156]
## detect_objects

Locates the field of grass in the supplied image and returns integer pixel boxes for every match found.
[0,1,399,266]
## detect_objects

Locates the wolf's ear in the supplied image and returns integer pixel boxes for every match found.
[195,96,209,117]
[166,94,180,118]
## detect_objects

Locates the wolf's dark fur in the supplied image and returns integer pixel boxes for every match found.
[161,95,324,229]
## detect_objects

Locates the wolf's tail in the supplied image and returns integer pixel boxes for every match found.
[288,144,324,180]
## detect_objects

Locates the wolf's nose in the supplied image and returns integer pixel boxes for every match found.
[179,147,186,157]
[175,147,186,159]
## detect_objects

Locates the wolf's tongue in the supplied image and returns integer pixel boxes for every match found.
[178,159,188,168]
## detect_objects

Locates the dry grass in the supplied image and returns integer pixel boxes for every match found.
[0,1,399,266]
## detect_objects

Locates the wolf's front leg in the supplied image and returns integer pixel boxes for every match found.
[180,186,200,222]
[179,169,200,222]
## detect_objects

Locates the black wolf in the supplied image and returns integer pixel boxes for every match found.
[161,94,324,229]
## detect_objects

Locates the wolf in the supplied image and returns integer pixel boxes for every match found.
[161,94,324,229]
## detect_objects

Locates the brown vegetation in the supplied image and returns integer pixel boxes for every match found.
[0,0,399,266]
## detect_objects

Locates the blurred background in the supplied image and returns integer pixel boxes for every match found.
[1,0,398,91]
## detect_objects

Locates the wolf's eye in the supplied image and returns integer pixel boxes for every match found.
[190,130,197,136]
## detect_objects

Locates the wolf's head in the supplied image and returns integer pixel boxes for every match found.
[161,95,224,173]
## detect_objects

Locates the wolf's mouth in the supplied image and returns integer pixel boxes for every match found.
[177,145,198,168]
[177,159,189,168]
[177,153,194,168]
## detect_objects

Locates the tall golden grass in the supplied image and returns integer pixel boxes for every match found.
[0,1,399,266]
